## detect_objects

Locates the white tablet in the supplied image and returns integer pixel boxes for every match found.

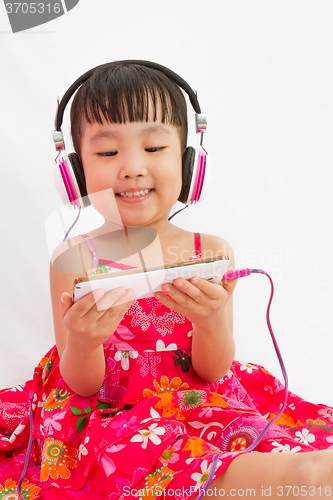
[73,255,230,302]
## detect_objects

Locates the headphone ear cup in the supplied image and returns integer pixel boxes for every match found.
[67,153,91,208]
[178,146,195,204]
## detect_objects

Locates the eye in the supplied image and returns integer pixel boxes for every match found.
[98,151,117,157]
[145,147,165,153]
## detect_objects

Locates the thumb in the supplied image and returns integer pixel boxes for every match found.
[222,269,238,295]
[59,292,73,318]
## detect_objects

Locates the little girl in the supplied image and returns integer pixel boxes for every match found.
[1,61,333,500]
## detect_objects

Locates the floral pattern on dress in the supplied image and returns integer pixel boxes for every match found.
[1,240,333,498]
[40,437,78,481]
[44,388,73,411]
[143,376,189,398]
[130,423,166,449]
[177,390,207,411]
[136,352,162,378]
[114,350,139,370]
[318,407,333,422]
[173,349,192,372]
[191,459,222,491]
[159,437,183,465]
[138,465,175,500]
[125,298,187,335]
[221,426,260,452]
[0,477,40,499]
[36,349,57,384]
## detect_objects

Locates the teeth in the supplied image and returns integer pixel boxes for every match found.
[119,189,151,197]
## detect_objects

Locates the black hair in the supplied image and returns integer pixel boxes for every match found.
[70,63,188,157]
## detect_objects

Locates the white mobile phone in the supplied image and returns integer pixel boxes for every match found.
[73,255,230,302]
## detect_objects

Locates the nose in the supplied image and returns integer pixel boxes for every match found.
[118,149,148,179]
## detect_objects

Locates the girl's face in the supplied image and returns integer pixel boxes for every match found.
[80,109,183,229]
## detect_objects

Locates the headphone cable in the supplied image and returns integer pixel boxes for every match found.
[168,204,189,221]
[17,391,34,500]
[196,268,289,500]
[62,206,82,242]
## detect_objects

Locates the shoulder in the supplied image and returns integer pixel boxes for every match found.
[200,233,235,266]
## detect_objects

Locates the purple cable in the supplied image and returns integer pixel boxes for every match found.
[196,268,289,500]
[17,391,34,499]
[62,206,82,241]
[16,266,288,499]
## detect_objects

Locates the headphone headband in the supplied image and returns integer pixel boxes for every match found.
[53,59,207,151]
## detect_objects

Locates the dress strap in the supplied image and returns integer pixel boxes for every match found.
[80,234,137,274]
[98,259,137,271]
[192,232,202,259]
[81,234,99,274]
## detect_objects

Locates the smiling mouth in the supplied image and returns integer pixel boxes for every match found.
[117,189,154,198]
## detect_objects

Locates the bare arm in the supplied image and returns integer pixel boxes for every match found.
[190,278,235,382]
[154,235,237,383]
[191,238,236,382]
[50,245,134,397]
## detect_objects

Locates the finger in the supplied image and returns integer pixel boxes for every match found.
[158,279,207,315]
[179,276,222,300]
[160,282,197,308]
[60,292,74,319]
[154,289,189,317]
[69,288,106,320]
[70,286,131,319]
[98,290,136,328]
[61,289,106,320]
[95,287,134,312]
[221,278,237,294]
[111,288,136,307]
[165,279,210,306]
[221,268,238,295]
[157,280,210,315]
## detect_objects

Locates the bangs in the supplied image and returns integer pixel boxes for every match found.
[84,67,181,126]
[71,64,187,155]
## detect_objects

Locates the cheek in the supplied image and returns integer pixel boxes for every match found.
[160,158,182,188]
[176,156,183,190]
[173,155,183,188]
[83,163,111,194]
[165,160,183,202]
[81,161,119,216]
[82,172,117,221]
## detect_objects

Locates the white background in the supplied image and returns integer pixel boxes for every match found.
[1,1,332,406]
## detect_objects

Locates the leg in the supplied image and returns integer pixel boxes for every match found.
[207,450,333,500]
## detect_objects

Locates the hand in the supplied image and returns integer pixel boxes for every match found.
[59,287,135,351]
[154,275,237,332]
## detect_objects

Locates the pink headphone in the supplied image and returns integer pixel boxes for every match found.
[53,60,210,209]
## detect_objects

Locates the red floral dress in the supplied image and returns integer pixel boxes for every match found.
[0,233,333,499]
